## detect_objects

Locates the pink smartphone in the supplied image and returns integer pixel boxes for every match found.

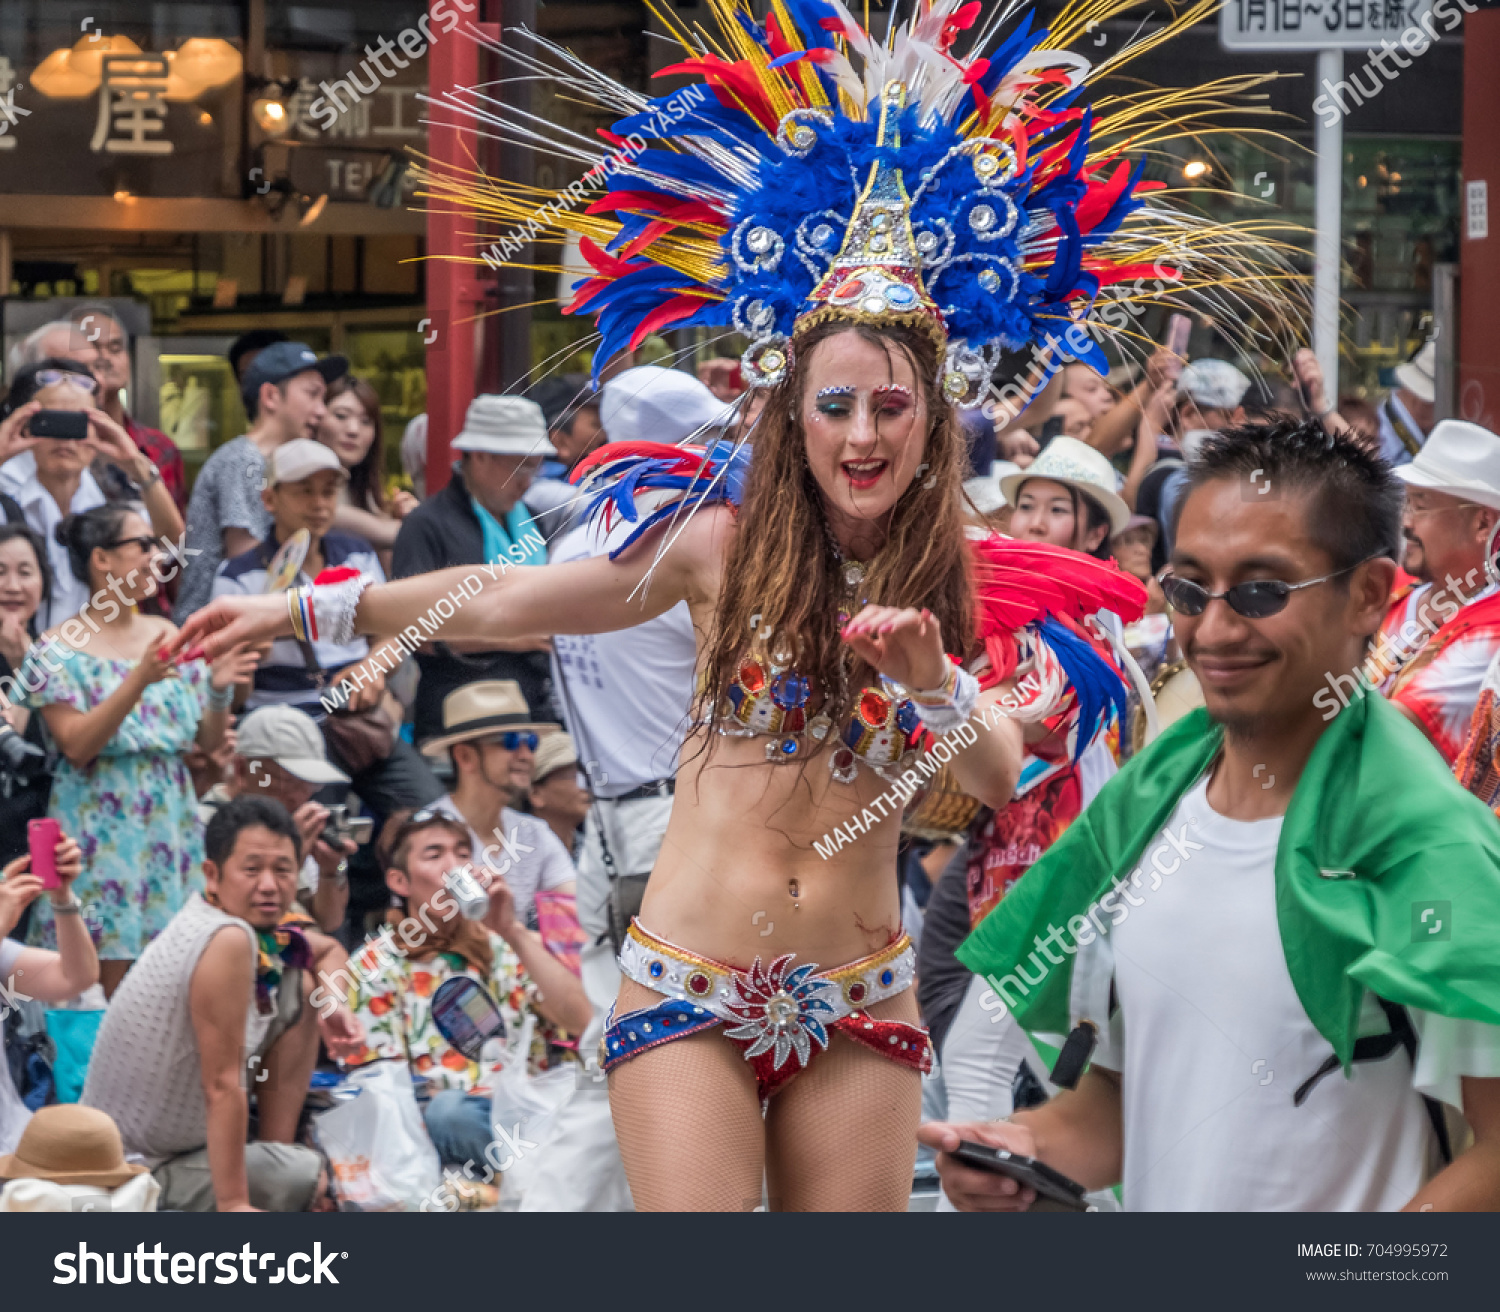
[28,818,61,890]
[1166,313,1192,358]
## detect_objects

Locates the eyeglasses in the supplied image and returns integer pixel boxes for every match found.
[36,370,97,393]
[1159,557,1376,620]
[106,536,157,553]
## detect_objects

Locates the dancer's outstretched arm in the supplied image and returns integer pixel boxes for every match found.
[170,503,729,662]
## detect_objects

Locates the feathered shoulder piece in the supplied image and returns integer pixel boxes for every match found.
[968,533,1147,755]
[569,439,751,558]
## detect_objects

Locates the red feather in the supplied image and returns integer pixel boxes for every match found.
[569,441,710,486]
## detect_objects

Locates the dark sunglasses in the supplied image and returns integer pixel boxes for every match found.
[1159,556,1376,620]
[106,536,157,553]
[500,731,539,752]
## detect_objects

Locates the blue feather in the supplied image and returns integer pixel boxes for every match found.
[1037,618,1126,760]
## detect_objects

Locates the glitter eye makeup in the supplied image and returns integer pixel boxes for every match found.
[816,386,857,399]
[872,384,913,400]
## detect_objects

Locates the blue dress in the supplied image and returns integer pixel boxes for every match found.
[19,639,209,959]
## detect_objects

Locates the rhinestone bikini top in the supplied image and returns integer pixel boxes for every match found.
[712,653,924,785]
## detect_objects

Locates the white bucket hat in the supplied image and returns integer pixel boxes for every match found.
[452,395,556,457]
[1394,339,1436,405]
[600,365,735,445]
[1394,420,1500,512]
[1000,436,1132,535]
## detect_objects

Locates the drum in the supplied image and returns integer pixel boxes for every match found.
[1129,658,1204,754]
[902,764,983,841]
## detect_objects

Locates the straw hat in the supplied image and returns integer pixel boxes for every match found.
[531,731,580,784]
[419,680,553,757]
[999,436,1132,534]
[0,1105,147,1188]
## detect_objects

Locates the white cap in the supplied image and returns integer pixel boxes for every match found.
[1394,339,1436,405]
[1178,359,1251,410]
[236,705,350,784]
[452,395,555,456]
[267,438,347,487]
[600,365,735,445]
[1394,420,1500,512]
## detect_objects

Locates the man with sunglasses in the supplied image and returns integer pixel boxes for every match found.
[420,680,576,931]
[929,417,1500,1212]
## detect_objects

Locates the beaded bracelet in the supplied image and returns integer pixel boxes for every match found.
[207,682,235,710]
[907,662,979,734]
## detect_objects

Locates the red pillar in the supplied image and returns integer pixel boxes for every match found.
[1459,10,1500,431]
[424,5,499,494]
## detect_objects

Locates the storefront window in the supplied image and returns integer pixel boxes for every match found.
[1183,132,1459,396]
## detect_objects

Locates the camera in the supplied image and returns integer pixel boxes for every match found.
[320,803,374,849]
[0,719,47,796]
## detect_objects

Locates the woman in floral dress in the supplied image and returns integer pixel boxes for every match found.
[20,503,254,994]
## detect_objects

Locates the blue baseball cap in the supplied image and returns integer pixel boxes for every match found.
[240,341,348,409]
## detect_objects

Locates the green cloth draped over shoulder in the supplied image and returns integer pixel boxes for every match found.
[956,691,1500,1069]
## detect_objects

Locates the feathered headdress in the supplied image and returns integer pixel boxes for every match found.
[415,0,1304,404]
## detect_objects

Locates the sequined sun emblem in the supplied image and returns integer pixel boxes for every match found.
[722,955,838,1070]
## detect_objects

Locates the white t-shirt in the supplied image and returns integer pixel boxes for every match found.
[1091,773,1500,1211]
[431,795,574,929]
[547,512,696,797]
[0,937,32,1154]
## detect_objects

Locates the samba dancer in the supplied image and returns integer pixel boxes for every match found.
[174,0,1294,1209]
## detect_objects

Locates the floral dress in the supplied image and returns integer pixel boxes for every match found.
[19,639,209,958]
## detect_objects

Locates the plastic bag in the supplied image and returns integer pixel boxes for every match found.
[313,1062,441,1211]
[488,1016,575,1206]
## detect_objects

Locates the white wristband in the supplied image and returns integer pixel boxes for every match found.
[309,575,370,647]
[909,665,980,734]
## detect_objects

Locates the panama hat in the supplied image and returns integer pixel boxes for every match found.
[1000,436,1132,535]
[420,680,553,757]
[1394,339,1436,405]
[1393,420,1500,512]
[0,1105,147,1189]
[531,731,580,784]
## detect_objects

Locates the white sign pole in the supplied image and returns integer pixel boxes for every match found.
[1313,48,1343,400]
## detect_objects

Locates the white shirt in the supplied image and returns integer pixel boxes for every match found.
[431,795,575,929]
[0,937,32,1154]
[0,452,107,630]
[1090,773,1500,1211]
[548,513,696,796]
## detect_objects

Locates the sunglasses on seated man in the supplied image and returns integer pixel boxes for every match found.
[1158,554,1384,620]
[481,731,539,752]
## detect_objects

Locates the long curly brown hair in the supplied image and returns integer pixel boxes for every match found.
[695,319,975,747]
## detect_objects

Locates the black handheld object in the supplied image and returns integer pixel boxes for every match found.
[952,1141,1091,1210]
[430,975,507,1060]
[29,410,89,441]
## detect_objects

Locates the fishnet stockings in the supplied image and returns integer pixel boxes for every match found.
[607,979,922,1211]
[764,989,922,1211]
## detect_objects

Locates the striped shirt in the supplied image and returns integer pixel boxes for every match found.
[212,529,385,717]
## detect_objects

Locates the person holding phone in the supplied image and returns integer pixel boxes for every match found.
[0,358,183,631]
[17,505,256,995]
[0,825,94,1155]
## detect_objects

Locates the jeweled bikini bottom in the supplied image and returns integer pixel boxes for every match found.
[602,918,932,1103]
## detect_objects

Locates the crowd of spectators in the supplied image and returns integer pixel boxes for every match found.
[0,302,1480,1214]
